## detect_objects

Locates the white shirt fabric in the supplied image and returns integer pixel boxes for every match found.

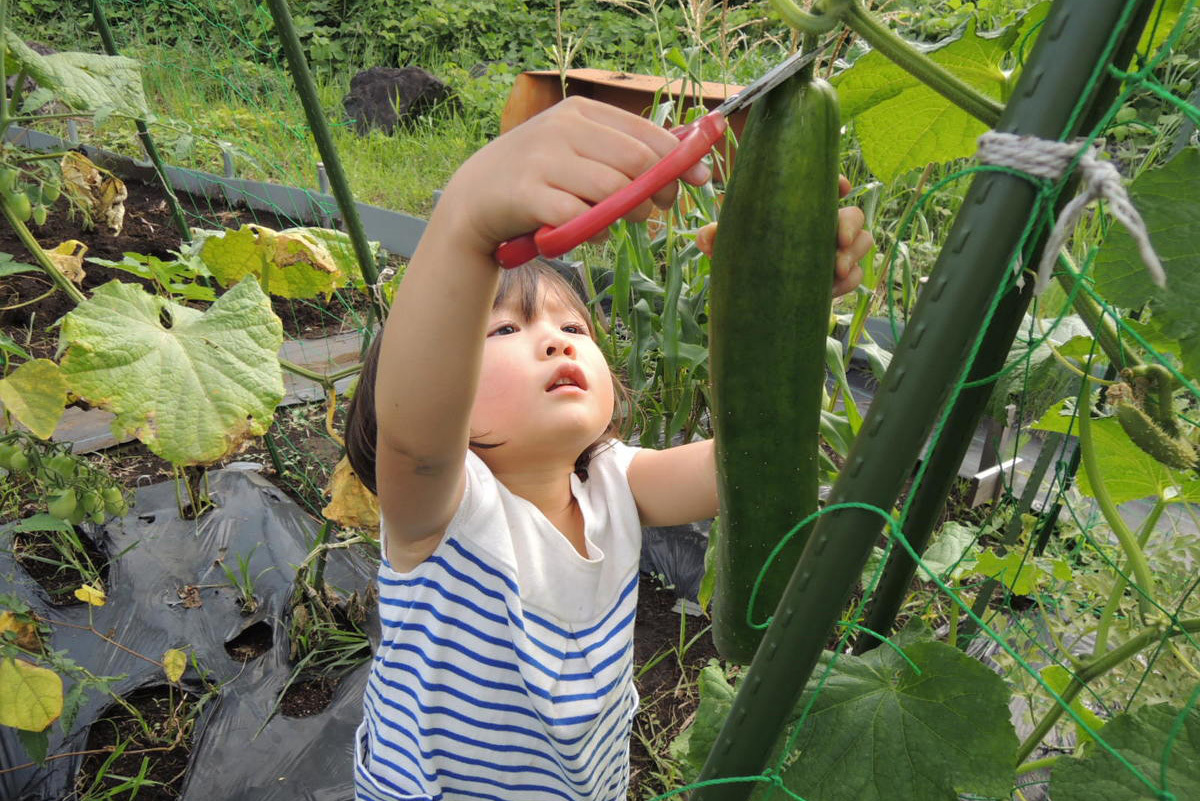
[355,440,644,801]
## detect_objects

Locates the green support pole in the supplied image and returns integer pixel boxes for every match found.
[692,2,1156,799]
[89,0,192,244]
[262,0,385,324]
[851,0,1154,656]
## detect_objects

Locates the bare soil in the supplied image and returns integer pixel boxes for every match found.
[78,685,199,801]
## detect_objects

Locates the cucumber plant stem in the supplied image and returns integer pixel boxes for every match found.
[1014,616,1200,765]
[1093,494,1165,654]
[1076,389,1157,620]
[1,198,86,304]
[843,0,1004,126]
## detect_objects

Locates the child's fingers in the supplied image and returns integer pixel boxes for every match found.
[837,206,866,249]
[839,174,852,198]
[696,223,718,257]
[832,260,864,297]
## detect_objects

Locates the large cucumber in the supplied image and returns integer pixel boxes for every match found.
[709,71,840,664]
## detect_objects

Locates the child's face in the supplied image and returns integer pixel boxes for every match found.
[470,284,614,467]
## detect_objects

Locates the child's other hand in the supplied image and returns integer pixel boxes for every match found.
[695,176,874,298]
[438,97,712,259]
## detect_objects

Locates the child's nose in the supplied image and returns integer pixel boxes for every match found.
[543,333,575,358]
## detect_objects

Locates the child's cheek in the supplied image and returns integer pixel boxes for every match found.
[472,352,527,430]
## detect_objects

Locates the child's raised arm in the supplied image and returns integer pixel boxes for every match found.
[373,98,710,565]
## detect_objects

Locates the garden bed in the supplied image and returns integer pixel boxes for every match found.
[0,171,720,801]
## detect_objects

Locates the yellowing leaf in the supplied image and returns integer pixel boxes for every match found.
[0,656,63,732]
[163,649,187,683]
[60,151,127,235]
[0,611,40,651]
[74,583,106,607]
[198,224,348,299]
[0,358,69,438]
[43,240,88,284]
[322,456,379,533]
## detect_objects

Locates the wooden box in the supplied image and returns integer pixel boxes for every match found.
[500,68,748,181]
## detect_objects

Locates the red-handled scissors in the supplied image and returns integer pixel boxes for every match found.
[494,41,832,268]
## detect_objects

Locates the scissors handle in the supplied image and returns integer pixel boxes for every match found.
[494,111,728,269]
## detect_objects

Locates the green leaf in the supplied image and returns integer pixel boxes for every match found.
[1093,149,1200,379]
[16,728,49,764]
[0,331,31,362]
[1032,402,1200,503]
[834,20,1016,180]
[1050,701,1200,801]
[1040,665,1104,744]
[780,640,1017,801]
[0,656,63,732]
[196,224,349,299]
[669,661,736,782]
[697,517,719,615]
[974,549,1070,596]
[0,251,38,279]
[0,359,68,439]
[58,278,284,466]
[1083,417,1200,504]
[921,521,979,580]
[3,33,150,119]
[10,513,74,535]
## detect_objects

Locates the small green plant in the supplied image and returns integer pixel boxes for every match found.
[217,545,275,615]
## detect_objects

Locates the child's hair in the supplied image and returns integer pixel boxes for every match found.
[344,259,628,494]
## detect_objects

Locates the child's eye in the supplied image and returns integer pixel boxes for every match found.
[563,323,588,335]
[488,324,518,337]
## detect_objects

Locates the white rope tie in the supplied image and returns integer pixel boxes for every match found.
[370,265,397,313]
[976,131,1166,295]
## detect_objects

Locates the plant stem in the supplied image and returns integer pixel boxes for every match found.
[89,0,192,244]
[1,200,86,304]
[1016,755,1062,775]
[262,0,385,323]
[1055,250,1140,370]
[1076,391,1157,620]
[0,1,10,140]
[1094,494,1166,654]
[843,0,1004,126]
[1014,616,1200,764]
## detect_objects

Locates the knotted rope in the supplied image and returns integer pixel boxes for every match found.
[976,131,1166,294]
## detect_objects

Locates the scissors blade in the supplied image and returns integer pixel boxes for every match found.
[714,39,834,118]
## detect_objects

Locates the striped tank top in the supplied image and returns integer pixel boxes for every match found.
[355,441,644,801]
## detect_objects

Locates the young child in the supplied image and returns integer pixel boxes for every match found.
[343,96,872,801]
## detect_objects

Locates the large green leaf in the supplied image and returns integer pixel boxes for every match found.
[196,225,351,299]
[1050,701,1200,801]
[670,640,1017,800]
[3,32,149,119]
[1033,401,1200,504]
[58,278,284,466]
[834,20,1017,181]
[1093,149,1200,378]
[779,640,1017,801]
